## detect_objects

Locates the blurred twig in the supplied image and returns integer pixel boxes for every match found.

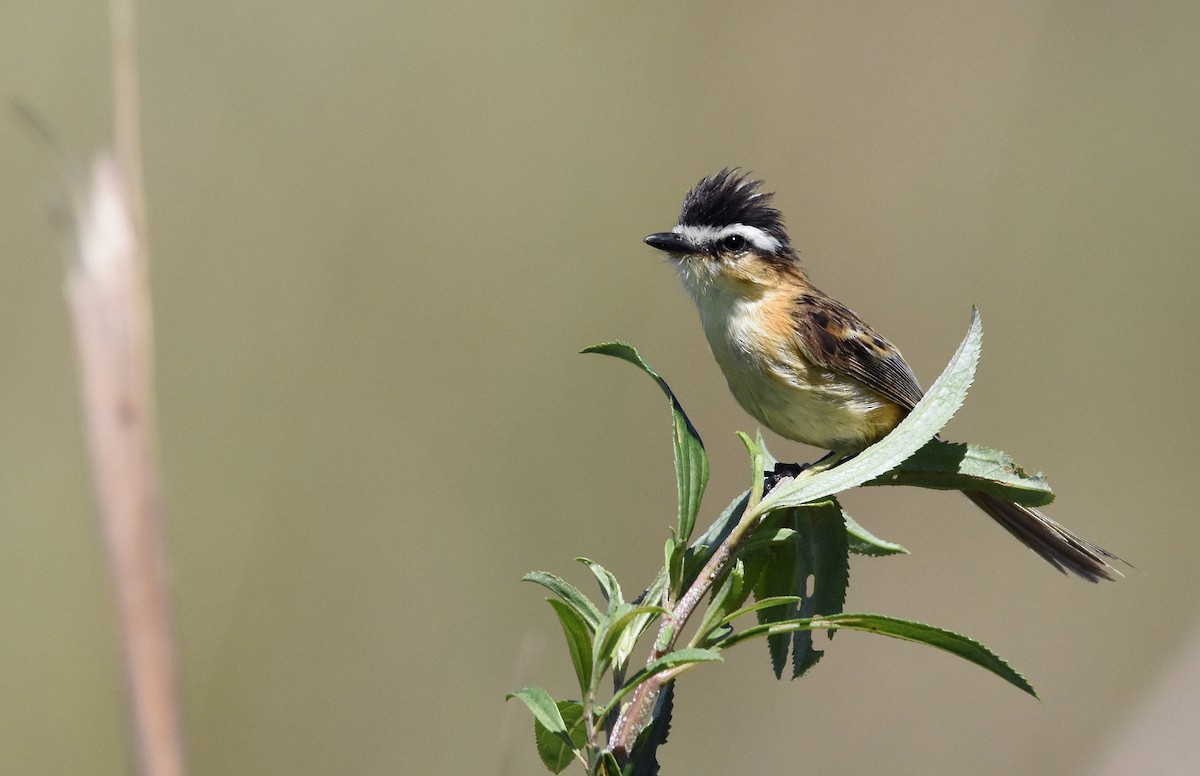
[56,1,186,775]
[67,154,183,776]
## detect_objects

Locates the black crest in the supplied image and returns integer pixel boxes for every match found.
[678,169,788,244]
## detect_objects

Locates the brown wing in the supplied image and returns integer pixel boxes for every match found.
[792,291,925,412]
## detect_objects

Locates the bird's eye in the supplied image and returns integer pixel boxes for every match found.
[721,233,746,252]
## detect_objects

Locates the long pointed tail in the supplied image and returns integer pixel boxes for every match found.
[964,491,1123,582]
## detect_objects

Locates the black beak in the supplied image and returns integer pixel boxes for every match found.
[644,232,694,255]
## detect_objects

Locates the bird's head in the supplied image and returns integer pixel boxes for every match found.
[645,169,802,296]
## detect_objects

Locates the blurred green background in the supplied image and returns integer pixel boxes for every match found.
[3,2,1199,774]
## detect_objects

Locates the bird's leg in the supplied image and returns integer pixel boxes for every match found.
[763,461,808,493]
[764,451,847,494]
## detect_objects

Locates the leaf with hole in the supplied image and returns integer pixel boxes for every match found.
[749,502,849,679]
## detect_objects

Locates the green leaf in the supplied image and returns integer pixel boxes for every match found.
[619,569,669,675]
[533,700,587,774]
[756,430,779,471]
[592,604,669,686]
[715,596,803,628]
[841,509,908,557]
[635,568,668,612]
[665,534,685,601]
[583,342,709,544]
[507,685,571,745]
[693,560,747,645]
[523,571,602,633]
[628,647,723,688]
[790,502,850,677]
[687,434,777,566]
[754,308,984,515]
[751,520,799,677]
[828,615,1037,698]
[578,558,624,612]
[688,489,750,568]
[614,568,672,681]
[523,573,600,633]
[746,502,849,678]
[721,613,1037,698]
[739,527,800,554]
[738,431,767,506]
[865,439,1055,507]
[594,750,622,776]
[547,599,595,698]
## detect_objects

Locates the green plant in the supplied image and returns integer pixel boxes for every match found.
[510,309,1046,775]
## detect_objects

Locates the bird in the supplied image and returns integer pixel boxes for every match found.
[644,169,1120,581]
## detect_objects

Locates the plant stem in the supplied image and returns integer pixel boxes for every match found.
[607,472,786,760]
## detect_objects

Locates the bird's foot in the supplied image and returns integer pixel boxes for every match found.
[764,451,850,494]
[764,462,811,493]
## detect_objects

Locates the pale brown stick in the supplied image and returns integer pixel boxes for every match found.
[607,541,735,760]
[58,1,186,772]
[67,154,184,776]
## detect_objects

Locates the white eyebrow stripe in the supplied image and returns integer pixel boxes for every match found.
[672,224,720,244]
[672,223,781,253]
[721,224,782,253]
